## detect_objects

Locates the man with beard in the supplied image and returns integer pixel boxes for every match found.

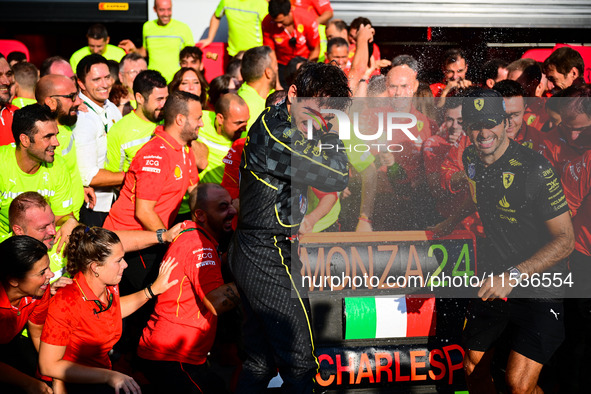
[138,183,240,393]
[0,105,76,247]
[106,70,168,173]
[0,54,18,145]
[73,54,123,226]
[104,91,201,293]
[237,46,278,132]
[199,93,249,184]
[35,74,88,220]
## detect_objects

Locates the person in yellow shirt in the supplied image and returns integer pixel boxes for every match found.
[119,0,194,83]
[70,24,126,72]
[11,62,38,108]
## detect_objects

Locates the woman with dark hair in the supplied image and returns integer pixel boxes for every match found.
[39,225,178,394]
[206,74,237,110]
[0,235,54,393]
[169,67,209,108]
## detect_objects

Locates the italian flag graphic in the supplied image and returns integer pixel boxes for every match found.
[344,296,436,340]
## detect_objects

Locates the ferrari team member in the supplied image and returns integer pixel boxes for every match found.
[38,225,178,394]
[442,89,573,393]
[138,183,240,393]
[0,236,54,394]
[104,91,201,293]
[229,62,350,392]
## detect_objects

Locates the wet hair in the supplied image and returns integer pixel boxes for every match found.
[268,0,291,18]
[133,69,167,100]
[480,58,509,84]
[442,48,466,67]
[87,23,109,40]
[207,74,233,108]
[119,52,147,73]
[285,56,308,87]
[0,235,48,284]
[391,55,419,74]
[7,51,27,65]
[295,62,351,98]
[162,90,201,128]
[544,47,585,78]
[266,90,287,107]
[179,46,203,63]
[9,192,50,230]
[189,183,225,213]
[65,224,121,276]
[241,46,273,83]
[40,56,69,78]
[507,58,536,75]
[350,17,372,31]
[553,84,591,117]
[493,79,527,98]
[12,104,56,146]
[76,54,109,83]
[327,37,348,55]
[12,62,39,91]
[169,68,208,107]
[367,75,387,97]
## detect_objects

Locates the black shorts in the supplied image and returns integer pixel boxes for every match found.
[463,298,565,364]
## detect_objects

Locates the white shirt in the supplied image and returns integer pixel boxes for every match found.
[72,93,122,212]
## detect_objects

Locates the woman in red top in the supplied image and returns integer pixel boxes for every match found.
[38,225,178,394]
[0,235,54,393]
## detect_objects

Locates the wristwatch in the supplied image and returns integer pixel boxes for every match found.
[156,229,166,244]
[507,266,522,283]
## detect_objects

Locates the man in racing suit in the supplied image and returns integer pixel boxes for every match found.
[229,62,350,393]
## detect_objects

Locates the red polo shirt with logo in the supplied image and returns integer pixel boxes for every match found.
[221,137,246,200]
[0,104,18,146]
[103,126,199,231]
[40,272,121,369]
[138,222,224,365]
[562,151,591,256]
[262,7,320,65]
[0,284,50,344]
[292,0,332,18]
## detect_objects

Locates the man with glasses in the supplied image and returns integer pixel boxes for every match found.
[118,53,148,110]
[35,74,88,221]
[72,54,123,226]
[0,54,18,145]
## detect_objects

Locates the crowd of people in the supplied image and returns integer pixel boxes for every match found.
[1,0,591,392]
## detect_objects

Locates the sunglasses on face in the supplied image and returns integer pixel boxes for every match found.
[50,92,78,102]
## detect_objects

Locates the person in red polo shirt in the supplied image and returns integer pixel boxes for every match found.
[138,183,240,393]
[38,225,178,394]
[103,91,202,294]
[263,0,320,87]
[0,236,54,394]
[0,54,18,146]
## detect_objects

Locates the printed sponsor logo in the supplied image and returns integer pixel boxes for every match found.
[141,167,161,173]
[195,260,216,269]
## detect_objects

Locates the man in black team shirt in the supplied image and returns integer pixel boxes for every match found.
[456,89,574,393]
[229,62,350,393]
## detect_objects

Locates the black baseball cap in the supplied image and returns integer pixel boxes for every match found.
[462,89,506,130]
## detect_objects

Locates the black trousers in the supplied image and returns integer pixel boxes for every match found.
[140,358,229,394]
[229,231,318,394]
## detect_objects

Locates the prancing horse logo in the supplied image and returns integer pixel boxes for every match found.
[474,99,484,111]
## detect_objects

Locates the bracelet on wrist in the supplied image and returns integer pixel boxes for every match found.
[156,229,166,244]
[143,287,152,299]
[358,215,372,224]
[147,284,156,298]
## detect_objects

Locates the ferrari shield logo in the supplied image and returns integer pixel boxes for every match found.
[503,172,514,189]
[474,99,484,111]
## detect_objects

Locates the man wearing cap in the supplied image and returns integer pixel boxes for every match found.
[447,89,574,393]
